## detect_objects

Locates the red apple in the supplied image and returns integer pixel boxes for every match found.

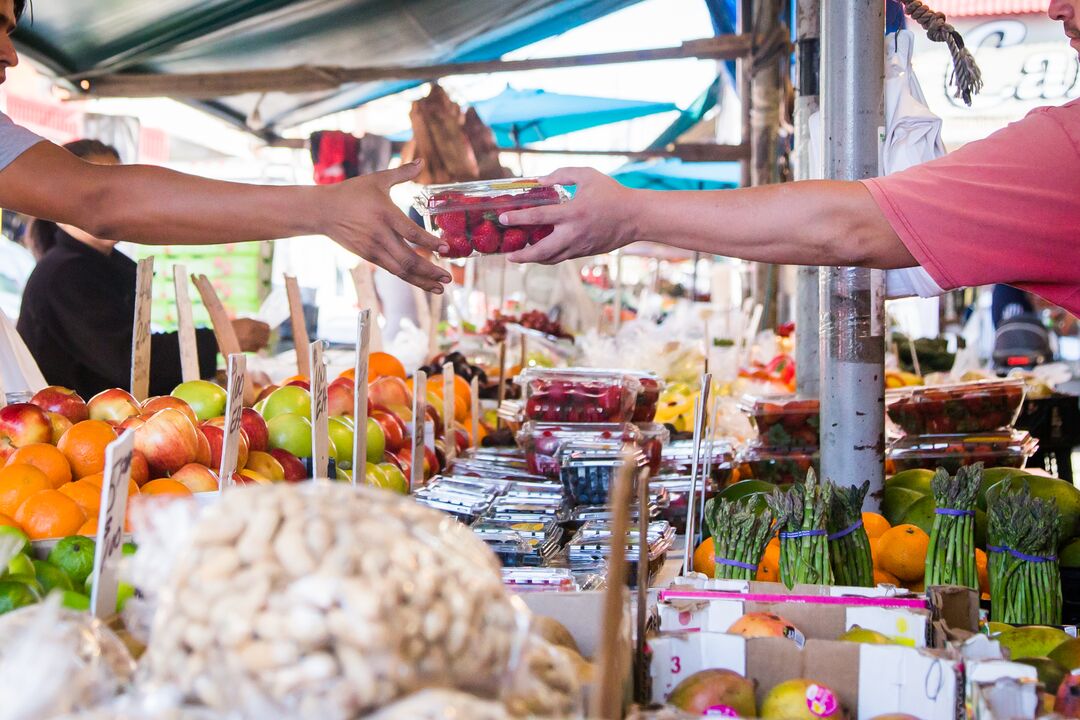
[254,384,279,403]
[30,386,88,424]
[371,411,406,453]
[452,426,470,455]
[142,396,198,427]
[0,403,53,449]
[234,470,271,486]
[268,448,307,482]
[200,420,250,473]
[88,388,141,424]
[133,408,200,476]
[131,449,150,487]
[239,408,269,452]
[171,462,219,493]
[381,452,403,472]
[194,428,212,467]
[369,376,411,410]
[119,415,146,433]
[424,404,444,439]
[395,446,437,481]
[244,450,285,481]
[47,412,73,444]
[327,377,354,417]
[285,379,311,391]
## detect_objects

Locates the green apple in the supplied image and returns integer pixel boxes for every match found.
[261,385,311,421]
[171,380,227,422]
[364,417,385,464]
[335,465,353,483]
[377,462,408,494]
[267,413,312,458]
[364,462,388,488]
[328,417,355,466]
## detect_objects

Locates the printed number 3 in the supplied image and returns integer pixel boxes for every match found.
[671,656,681,674]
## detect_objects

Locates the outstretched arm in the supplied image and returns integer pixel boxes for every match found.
[500,167,916,270]
[0,142,451,293]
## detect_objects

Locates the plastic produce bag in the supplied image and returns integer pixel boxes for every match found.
[0,307,47,398]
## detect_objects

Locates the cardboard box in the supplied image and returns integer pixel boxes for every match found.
[520,589,623,660]
[649,631,963,720]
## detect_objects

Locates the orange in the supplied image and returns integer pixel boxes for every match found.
[78,516,98,535]
[757,540,781,582]
[58,479,103,516]
[692,537,715,577]
[140,479,193,497]
[80,472,103,489]
[861,512,891,539]
[869,537,882,567]
[0,513,18,528]
[874,568,900,586]
[5,444,72,488]
[281,374,310,386]
[57,420,117,479]
[428,374,472,406]
[975,548,989,595]
[14,489,86,540]
[877,524,930,582]
[0,464,52,517]
[368,352,406,382]
[337,368,356,382]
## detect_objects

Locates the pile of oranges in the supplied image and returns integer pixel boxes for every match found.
[1,419,189,541]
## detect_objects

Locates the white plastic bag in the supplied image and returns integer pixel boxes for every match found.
[0,307,46,398]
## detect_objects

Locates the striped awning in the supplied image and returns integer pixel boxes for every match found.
[934,0,1049,16]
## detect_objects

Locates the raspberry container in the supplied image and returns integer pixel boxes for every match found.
[557,442,649,506]
[885,378,1026,435]
[739,394,820,448]
[887,430,1038,474]
[414,177,570,258]
[517,367,642,424]
[659,440,736,486]
[516,422,643,476]
[736,443,820,486]
[617,370,665,422]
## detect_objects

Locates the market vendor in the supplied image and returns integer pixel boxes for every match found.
[0,0,449,294]
[15,139,272,399]
[502,1,1080,318]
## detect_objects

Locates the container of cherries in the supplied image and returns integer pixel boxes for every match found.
[516,368,642,425]
[414,177,570,258]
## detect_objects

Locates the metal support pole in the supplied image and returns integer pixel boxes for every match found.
[794,0,820,398]
[819,0,885,506]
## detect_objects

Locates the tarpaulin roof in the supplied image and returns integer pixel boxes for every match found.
[13,0,646,139]
[611,158,741,190]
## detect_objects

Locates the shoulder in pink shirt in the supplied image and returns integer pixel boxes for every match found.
[863,98,1080,315]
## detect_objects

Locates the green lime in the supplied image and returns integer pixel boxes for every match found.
[0,580,38,614]
[33,559,72,594]
[47,536,96,587]
[1061,539,1080,568]
[59,590,89,611]
[122,542,137,556]
[5,553,34,578]
[84,578,135,613]
[0,525,30,555]
[6,574,42,597]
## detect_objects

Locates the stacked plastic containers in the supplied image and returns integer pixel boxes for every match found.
[736,395,821,485]
[885,378,1035,473]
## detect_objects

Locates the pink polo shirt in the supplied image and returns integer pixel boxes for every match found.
[863,98,1080,315]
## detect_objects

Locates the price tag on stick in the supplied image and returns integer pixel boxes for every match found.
[130,257,154,402]
[172,263,200,383]
[350,263,383,352]
[284,275,311,378]
[310,341,330,479]
[442,363,456,464]
[192,274,255,406]
[410,370,427,492]
[218,354,247,487]
[90,430,134,619]
[470,376,480,450]
[352,310,371,486]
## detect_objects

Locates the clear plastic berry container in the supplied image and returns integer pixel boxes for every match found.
[738,394,819,448]
[885,378,1026,435]
[516,422,643,477]
[736,443,820,486]
[516,367,642,424]
[556,442,648,507]
[886,430,1038,474]
[413,177,570,258]
[618,370,665,422]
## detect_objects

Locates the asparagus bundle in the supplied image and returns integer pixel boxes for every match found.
[828,481,874,587]
[767,469,833,589]
[987,483,1062,625]
[704,496,775,581]
[924,464,981,589]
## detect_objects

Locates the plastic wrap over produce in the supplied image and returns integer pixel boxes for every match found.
[136,482,528,719]
[818,267,886,364]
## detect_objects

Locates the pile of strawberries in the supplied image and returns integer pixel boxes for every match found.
[429,186,559,258]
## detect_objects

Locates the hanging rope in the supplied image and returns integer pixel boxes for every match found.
[901,0,983,105]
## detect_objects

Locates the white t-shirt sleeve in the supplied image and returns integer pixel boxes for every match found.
[0,111,44,172]
[885,266,946,299]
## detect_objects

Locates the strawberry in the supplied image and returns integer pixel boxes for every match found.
[528,225,554,245]
[442,232,473,258]
[471,220,502,254]
[501,227,529,252]
[435,211,467,234]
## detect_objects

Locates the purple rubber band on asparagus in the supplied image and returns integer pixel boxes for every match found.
[827,519,864,541]
[779,529,827,539]
[934,508,975,517]
[714,557,759,571]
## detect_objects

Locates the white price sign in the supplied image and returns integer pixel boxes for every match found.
[90,430,135,619]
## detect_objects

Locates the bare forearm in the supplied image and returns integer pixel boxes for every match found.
[626,180,916,269]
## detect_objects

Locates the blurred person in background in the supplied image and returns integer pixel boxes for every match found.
[16,139,270,398]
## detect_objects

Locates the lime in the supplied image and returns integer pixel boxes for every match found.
[84,578,135,612]
[5,574,43,597]
[47,536,96,587]
[59,590,90,611]
[1061,539,1080,568]
[0,525,29,556]
[33,559,72,593]
[122,542,137,556]
[0,580,38,614]
[5,553,34,578]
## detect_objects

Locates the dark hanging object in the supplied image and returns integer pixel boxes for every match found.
[901,0,983,106]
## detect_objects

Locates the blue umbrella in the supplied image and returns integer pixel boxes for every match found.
[387,86,677,146]
[610,158,741,191]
